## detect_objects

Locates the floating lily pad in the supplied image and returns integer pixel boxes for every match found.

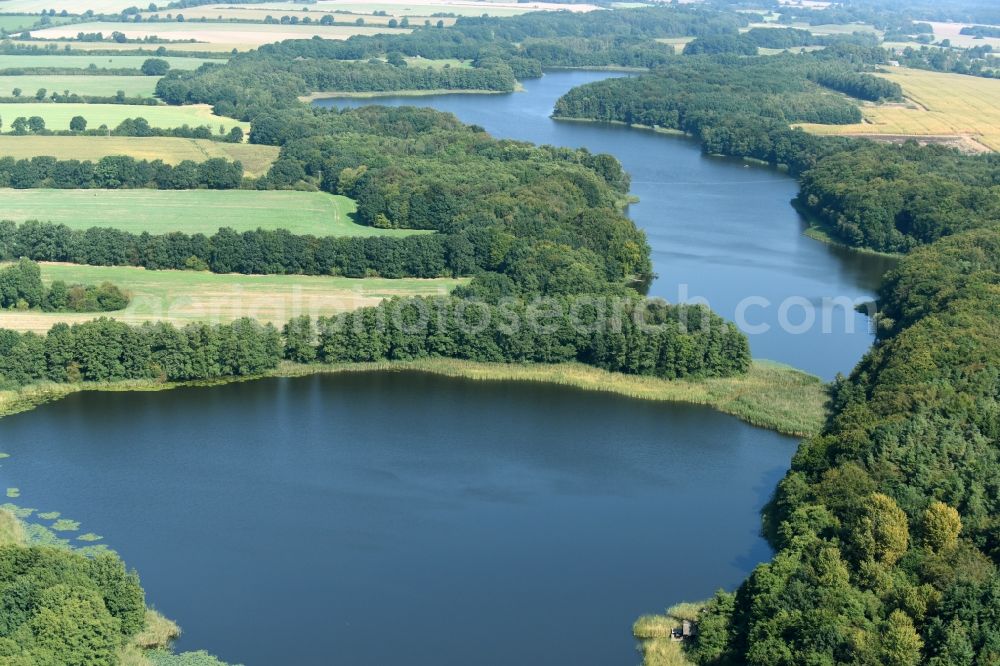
[38,511,60,520]
[5,488,19,498]
[51,519,80,532]
[77,533,103,542]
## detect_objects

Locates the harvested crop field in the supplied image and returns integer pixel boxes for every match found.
[798,67,1000,152]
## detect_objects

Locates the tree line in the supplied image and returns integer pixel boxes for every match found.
[0,295,749,390]
[0,257,129,313]
[0,155,244,189]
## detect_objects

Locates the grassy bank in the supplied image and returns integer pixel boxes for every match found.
[0,359,828,436]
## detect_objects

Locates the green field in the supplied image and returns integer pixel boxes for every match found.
[0,102,247,131]
[0,54,220,70]
[0,189,426,236]
[0,262,464,331]
[0,75,160,97]
[0,135,279,176]
[0,14,46,31]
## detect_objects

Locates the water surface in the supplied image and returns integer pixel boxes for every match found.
[0,373,796,666]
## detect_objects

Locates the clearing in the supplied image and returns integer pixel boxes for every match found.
[0,74,160,97]
[0,136,278,176]
[0,262,464,331]
[797,67,1000,152]
[0,189,424,236]
[0,102,247,131]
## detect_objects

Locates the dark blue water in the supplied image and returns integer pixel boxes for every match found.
[317,71,896,380]
[0,372,796,666]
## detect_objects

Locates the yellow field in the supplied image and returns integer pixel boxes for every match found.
[0,263,465,332]
[0,136,278,176]
[798,67,1000,152]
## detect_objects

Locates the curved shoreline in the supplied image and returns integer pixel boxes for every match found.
[0,358,827,437]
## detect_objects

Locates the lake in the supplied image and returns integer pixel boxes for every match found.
[0,372,796,666]
[0,71,893,665]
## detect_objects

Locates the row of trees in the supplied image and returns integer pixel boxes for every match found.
[0,295,750,390]
[0,258,129,313]
[298,296,750,378]
[0,155,244,189]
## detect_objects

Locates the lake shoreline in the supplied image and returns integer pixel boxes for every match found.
[0,358,826,437]
[299,84,522,101]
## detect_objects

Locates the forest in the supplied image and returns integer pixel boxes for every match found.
[0,545,147,664]
[687,227,1000,665]
[0,155,244,189]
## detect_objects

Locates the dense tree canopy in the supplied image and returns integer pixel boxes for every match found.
[0,545,145,664]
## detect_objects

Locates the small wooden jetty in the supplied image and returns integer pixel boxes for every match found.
[670,620,697,642]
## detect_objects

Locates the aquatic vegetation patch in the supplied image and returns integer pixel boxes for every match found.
[51,518,81,532]
[6,487,19,498]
